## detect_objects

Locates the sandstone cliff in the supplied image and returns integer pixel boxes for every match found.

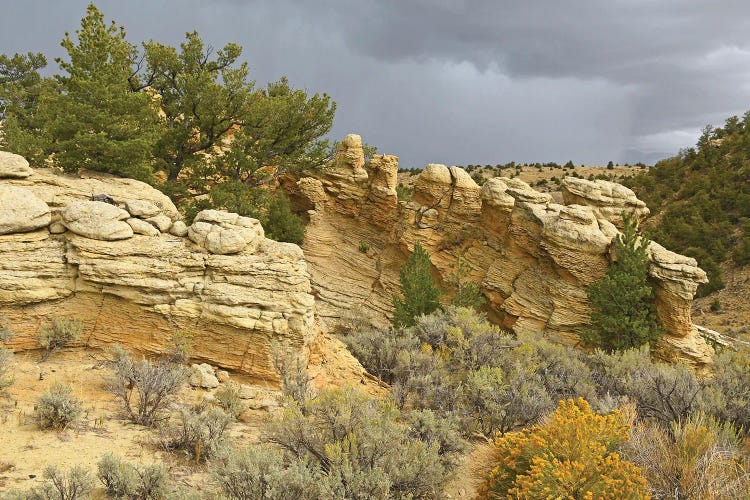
[296,134,713,366]
[0,152,373,385]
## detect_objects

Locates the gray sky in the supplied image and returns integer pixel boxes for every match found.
[2,0,750,168]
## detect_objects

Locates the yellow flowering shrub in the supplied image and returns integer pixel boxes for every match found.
[477,398,650,499]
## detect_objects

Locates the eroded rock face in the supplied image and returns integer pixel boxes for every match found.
[295,134,713,366]
[0,160,324,384]
[188,210,264,255]
[561,177,650,227]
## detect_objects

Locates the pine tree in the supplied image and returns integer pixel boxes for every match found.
[583,214,662,351]
[392,242,442,328]
[41,4,161,181]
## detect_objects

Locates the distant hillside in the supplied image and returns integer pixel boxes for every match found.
[625,112,750,295]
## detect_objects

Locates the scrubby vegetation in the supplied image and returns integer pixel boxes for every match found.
[625,112,750,295]
[158,405,233,462]
[34,383,83,430]
[97,454,169,500]
[107,345,188,426]
[343,307,750,497]
[623,414,750,499]
[38,317,83,361]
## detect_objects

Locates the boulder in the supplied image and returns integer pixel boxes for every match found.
[169,220,188,237]
[0,186,51,234]
[126,217,160,236]
[125,199,162,218]
[49,221,67,234]
[189,363,220,389]
[188,210,264,255]
[0,151,33,178]
[61,201,133,241]
[145,214,172,232]
[561,177,649,227]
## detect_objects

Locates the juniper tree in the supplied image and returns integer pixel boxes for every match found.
[583,214,662,351]
[40,4,162,182]
[392,242,442,328]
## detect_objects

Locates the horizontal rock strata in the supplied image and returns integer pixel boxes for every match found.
[0,160,321,383]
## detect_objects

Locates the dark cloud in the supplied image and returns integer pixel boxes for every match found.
[2,0,749,167]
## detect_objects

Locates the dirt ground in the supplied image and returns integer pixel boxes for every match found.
[693,263,750,346]
[0,348,270,498]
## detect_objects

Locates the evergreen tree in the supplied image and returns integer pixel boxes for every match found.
[41,4,162,181]
[582,214,662,351]
[0,52,55,164]
[264,193,304,245]
[392,242,442,328]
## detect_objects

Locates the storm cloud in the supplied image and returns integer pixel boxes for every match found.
[2,0,750,167]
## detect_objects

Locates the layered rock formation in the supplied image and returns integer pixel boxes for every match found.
[0,152,337,384]
[296,134,713,366]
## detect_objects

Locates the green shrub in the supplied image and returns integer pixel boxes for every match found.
[583,214,662,351]
[27,464,94,500]
[159,406,232,462]
[263,387,447,498]
[213,446,331,500]
[709,348,750,431]
[710,299,722,312]
[396,183,414,201]
[38,317,83,361]
[358,241,369,253]
[587,347,715,424]
[272,348,313,406]
[35,383,83,430]
[107,345,188,426]
[214,384,245,420]
[392,242,442,328]
[165,330,192,365]
[446,254,486,310]
[97,453,169,499]
[264,193,304,245]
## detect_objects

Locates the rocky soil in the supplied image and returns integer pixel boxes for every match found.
[0,348,272,497]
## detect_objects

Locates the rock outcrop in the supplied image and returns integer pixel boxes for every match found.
[0,161,330,384]
[294,134,713,366]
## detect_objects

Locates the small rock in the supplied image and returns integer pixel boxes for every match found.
[145,214,172,232]
[48,221,67,234]
[216,370,230,383]
[0,151,33,178]
[247,398,279,411]
[126,217,160,236]
[169,220,188,237]
[125,199,162,218]
[237,384,259,400]
[189,363,219,389]
[237,410,255,423]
